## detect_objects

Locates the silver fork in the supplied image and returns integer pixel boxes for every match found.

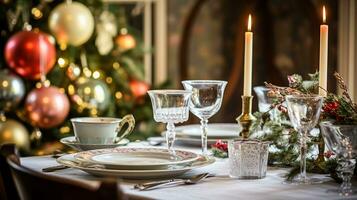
[134,173,210,191]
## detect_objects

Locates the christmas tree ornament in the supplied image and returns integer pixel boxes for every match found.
[66,63,81,80]
[96,10,117,55]
[30,127,42,146]
[69,77,110,115]
[4,30,56,80]
[129,79,149,98]
[96,33,113,55]
[0,119,30,151]
[25,86,70,129]
[115,9,135,51]
[48,1,94,46]
[0,70,25,112]
[116,33,136,51]
[6,5,22,31]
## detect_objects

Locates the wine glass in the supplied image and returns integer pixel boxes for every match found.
[254,86,273,112]
[254,86,280,122]
[182,80,227,155]
[285,95,323,184]
[320,121,356,196]
[147,90,191,155]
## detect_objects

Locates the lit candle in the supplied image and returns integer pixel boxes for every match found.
[319,6,328,96]
[243,14,253,96]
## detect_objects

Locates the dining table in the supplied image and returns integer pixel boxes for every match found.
[21,142,357,200]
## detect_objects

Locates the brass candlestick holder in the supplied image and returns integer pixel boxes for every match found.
[236,96,256,139]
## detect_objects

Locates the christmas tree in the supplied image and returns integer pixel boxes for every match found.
[0,0,166,155]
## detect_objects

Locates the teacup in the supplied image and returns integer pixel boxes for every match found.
[70,114,135,144]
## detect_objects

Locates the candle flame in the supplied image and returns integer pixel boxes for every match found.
[323,6,326,23]
[248,14,252,31]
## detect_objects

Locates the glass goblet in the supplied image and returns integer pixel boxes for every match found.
[254,86,280,122]
[285,95,323,184]
[182,80,227,155]
[320,121,356,196]
[254,86,273,112]
[147,90,191,155]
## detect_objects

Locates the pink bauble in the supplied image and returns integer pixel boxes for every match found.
[5,31,56,80]
[25,86,70,128]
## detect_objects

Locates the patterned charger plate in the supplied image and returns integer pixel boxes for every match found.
[57,153,215,179]
[74,147,200,170]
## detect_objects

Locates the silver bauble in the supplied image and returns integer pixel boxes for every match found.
[0,70,25,112]
[69,77,110,115]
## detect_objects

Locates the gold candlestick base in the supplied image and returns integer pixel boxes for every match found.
[236,96,256,139]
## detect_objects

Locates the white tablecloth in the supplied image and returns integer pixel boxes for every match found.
[20,144,357,200]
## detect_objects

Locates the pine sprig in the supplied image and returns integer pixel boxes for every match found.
[334,72,357,113]
[256,72,354,182]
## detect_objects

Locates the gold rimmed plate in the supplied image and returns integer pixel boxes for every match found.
[57,153,215,179]
[74,147,200,170]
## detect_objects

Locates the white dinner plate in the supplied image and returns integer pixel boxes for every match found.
[74,147,200,170]
[57,153,215,179]
[162,123,240,146]
[176,123,240,139]
[60,136,129,151]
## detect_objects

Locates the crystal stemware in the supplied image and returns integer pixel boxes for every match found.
[254,86,280,122]
[285,95,323,184]
[147,90,191,155]
[254,86,273,112]
[182,80,227,155]
[320,121,356,196]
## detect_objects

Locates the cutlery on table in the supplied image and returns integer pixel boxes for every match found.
[42,165,69,172]
[43,159,105,172]
[51,149,67,159]
[134,173,210,191]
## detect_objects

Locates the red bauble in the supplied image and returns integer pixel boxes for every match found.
[25,86,70,129]
[5,31,56,80]
[129,80,149,98]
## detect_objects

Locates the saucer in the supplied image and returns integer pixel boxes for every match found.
[60,136,129,151]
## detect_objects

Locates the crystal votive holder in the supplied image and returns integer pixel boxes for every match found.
[228,139,270,179]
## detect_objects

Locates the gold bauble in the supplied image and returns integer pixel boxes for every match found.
[0,119,30,151]
[115,34,136,51]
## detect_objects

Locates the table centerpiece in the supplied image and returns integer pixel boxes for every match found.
[250,72,357,182]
